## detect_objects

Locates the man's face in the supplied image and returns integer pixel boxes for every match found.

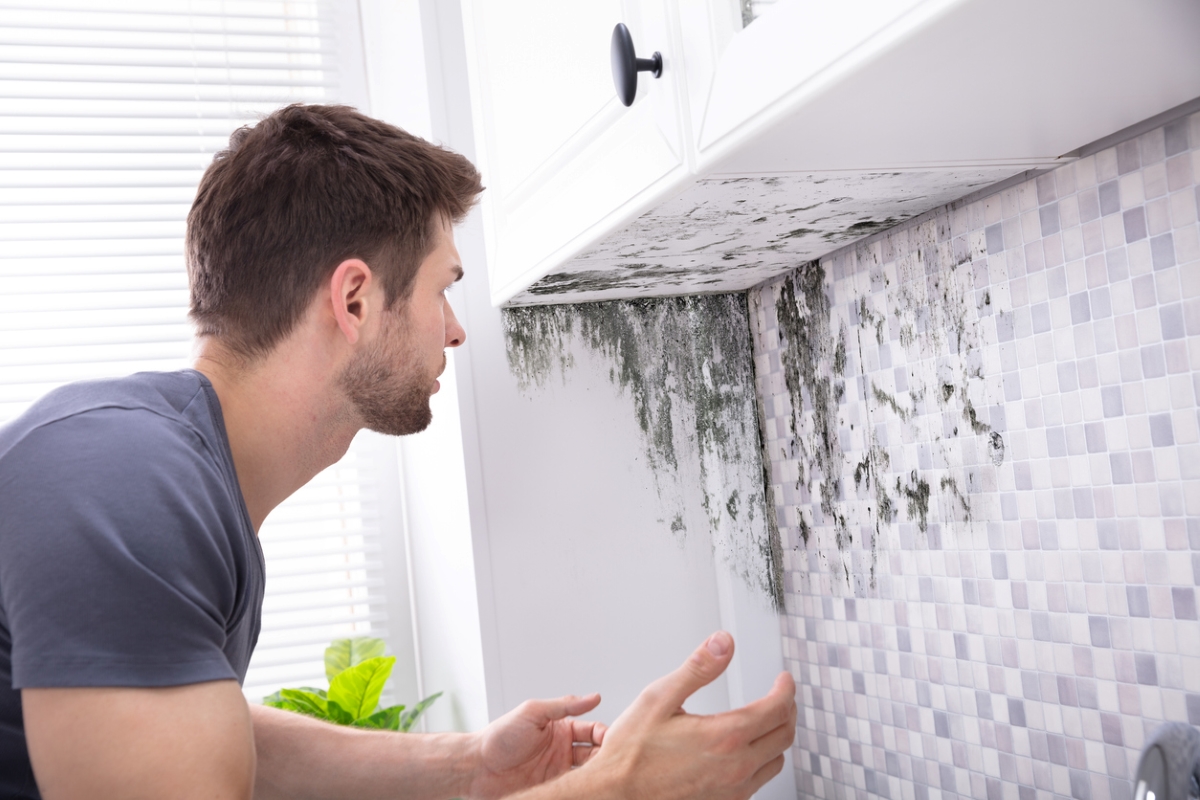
[338,220,466,436]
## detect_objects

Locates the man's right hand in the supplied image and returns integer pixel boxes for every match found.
[575,630,797,800]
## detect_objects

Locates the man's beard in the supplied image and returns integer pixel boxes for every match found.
[338,315,438,437]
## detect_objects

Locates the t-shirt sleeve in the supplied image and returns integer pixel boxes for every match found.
[0,407,247,689]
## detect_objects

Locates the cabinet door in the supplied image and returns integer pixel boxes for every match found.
[460,0,689,305]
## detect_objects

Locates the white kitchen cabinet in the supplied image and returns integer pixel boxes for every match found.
[459,0,692,304]
[461,0,1200,308]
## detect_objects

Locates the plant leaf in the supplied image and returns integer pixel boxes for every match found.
[328,656,395,720]
[325,636,388,682]
[262,692,301,713]
[352,704,405,730]
[279,688,330,721]
[325,699,355,726]
[398,692,442,733]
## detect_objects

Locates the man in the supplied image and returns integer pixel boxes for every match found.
[0,105,796,799]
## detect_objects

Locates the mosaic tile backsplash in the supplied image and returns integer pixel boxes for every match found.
[748,111,1200,800]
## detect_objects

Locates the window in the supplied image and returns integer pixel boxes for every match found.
[0,0,411,703]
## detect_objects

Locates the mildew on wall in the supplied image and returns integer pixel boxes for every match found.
[503,294,784,609]
[508,168,1019,307]
[754,211,1005,595]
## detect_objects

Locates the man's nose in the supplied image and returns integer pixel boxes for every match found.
[445,301,466,348]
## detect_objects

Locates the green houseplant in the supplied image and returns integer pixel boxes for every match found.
[264,636,440,731]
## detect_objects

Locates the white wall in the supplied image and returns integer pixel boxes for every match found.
[359,0,489,735]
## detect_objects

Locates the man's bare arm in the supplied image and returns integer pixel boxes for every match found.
[253,691,605,800]
[251,703,477,800]
[255,631,795,800]
[25,633,793,800]
[24,681,255,800]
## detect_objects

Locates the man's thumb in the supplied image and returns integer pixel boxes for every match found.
[652,631,735,713]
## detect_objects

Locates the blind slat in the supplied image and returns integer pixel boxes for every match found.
[260,612,388,636]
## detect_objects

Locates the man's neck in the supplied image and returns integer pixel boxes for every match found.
[193,337,359,532]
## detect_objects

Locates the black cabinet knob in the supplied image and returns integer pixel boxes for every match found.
[611,23,662,107]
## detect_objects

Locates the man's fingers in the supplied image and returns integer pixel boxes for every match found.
[745,754,787,797]
[724,671,796,740]
[640,631,735,715]
[570,719,606,746]
[748,719,796,765]
[560,692,602,718]
[572,742,599,767]
[522,692,601,723]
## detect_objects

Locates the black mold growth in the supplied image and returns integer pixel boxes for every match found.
[898,472,931,534]
[775,262,848,543]
[502,294,784,611]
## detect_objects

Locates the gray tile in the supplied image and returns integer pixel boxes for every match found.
[1031,302,1052,333]
[1142,344,1167,378]
[1046,426,1067,456]
[1187,694,1200,724]
[1088,616,1111,647]
[1008,698,1026,727]
[1110,452,1133,484]
[1039,203,1061,236]
[1173,587,1197,620]
[1101,386,1124,417]
[1149,413,1175,446]
[1084,422,1107,452]
[986,223,1004,254]
[1036,172,1058,204]
[1098,180,1121,215]
[1100,712,1123,745]
[1164,118,1190,156]
[1161,304,1185,340]
[1117,139,1141,174]
[1134,653,1157,685]
[1069,292,1090,324]
[1123,208,1147,242]
[1150,233,1175,270]
[1070,769,1093,800]
[1127,585,1150,617]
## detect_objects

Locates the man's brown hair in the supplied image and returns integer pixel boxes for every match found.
[186,104,482,358]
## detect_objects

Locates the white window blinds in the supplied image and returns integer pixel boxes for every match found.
[0,0,405,703]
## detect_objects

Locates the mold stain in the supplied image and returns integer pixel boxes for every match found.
[897,472,931,534]
[774,262,848,548]
[871,383,913,422]
[502,294,784,611]
[939,475,971,522]
[961,395,990,435]
[754,205,1010,596]
[988,431,1006,466]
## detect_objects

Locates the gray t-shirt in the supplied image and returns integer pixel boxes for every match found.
[0,370,264,798]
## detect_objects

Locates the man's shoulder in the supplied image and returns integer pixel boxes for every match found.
[0,369,245,561]
[0,370,216,459]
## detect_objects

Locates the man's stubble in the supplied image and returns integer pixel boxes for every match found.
[338,309,439,437]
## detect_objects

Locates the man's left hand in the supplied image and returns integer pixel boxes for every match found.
[468,693,606,799]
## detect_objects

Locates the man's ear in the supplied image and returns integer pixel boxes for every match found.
[328,259,374,346]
